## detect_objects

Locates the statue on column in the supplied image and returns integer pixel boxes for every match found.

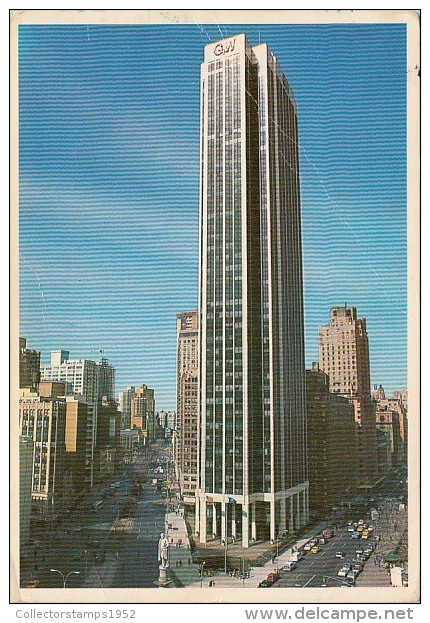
[158,532,170,569]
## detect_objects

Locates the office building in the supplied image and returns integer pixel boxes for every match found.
[375,405,402,468]
[157,410,176,431]
[40,351,100,403]
[306,364,356,515]
[374,388,407,464]
[120,428,144,453]
[393,389,408,412]
[318,306,378,485]
[19,389,66,517]
[40,350,115,486]
[93,396,121,481]
[196,35,308,547]
[19,435,34,544]
[64,395,89,491]
[19,338,40,390]
[97,357,115,401]
[118,386,136,430]
[176,311,199,503]
[131,384,156,443]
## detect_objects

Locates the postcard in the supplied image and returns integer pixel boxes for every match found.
[10,9,420,605]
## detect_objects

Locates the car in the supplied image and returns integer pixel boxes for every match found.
[258,580,273,588]
[347,570,358,582]
[337,567,349,578]
[351,532,360,539]
[355,549,364,555]
[347,525,355,532]
[267,571,280,583]
[72,525,82,532]
[352,564,363,574]
[282,561,297,571]
[310,546,321,554]
[335,551,346,559]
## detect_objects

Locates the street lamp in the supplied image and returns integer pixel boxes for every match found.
[199,561,206,588]
[221,538,228,575]
[275,530,288,567]
[50,568,80,588]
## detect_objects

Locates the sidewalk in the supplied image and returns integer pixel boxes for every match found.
[164,510,330,588]
[356,500,408,588]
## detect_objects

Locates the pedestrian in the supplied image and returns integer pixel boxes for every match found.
[179,560,182,567]
[188,558,191,565]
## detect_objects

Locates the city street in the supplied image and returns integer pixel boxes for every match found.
[20,444,171,589]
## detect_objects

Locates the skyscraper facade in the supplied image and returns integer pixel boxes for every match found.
[196,35,308,547]
[19,389,66,517]
[306,363,356,516]
[176,311,199,503]
[318,306,378,485]
[118,386,136,430]
[131,384,156,443]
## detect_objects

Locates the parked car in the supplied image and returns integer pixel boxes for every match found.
[290,551,303,562]
[267,571,280,583]
[335,551,346,559]
[310,546,321,554]
[259,580,273,588]
[337,567,350,578]
[282,561,297,571]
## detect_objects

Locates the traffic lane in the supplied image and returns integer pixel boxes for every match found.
[275,549,334,588]
[112,497,166,587]
[275,530,375,588]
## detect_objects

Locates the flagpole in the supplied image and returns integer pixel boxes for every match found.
[224,505,228,575]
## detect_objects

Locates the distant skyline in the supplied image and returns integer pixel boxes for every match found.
[19,23,407,409]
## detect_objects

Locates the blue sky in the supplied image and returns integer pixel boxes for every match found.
[18,23,407,409]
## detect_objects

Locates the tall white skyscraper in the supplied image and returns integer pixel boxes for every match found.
[196,34,308,548]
